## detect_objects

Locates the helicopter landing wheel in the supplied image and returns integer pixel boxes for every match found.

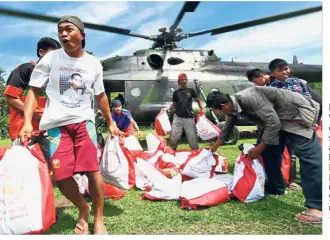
[217,121,240,145]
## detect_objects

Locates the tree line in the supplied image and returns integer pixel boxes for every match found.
[0,68,9,139]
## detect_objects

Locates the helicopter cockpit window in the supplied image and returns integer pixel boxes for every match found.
[166,87,176,98]
[131,88,141,98]
[147,54,164,69]
[167,57,185,65]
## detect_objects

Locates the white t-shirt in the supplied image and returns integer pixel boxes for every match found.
[29,49,104,130]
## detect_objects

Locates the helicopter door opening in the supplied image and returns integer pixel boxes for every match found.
[104,80,126,107]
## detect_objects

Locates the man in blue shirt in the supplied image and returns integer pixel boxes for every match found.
[111,100,142,139]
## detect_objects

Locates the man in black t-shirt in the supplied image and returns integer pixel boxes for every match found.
[4,37,61,162]
[168,73,205,150]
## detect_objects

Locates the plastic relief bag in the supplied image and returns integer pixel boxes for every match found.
[230,144,265,203]
[155,109,171,136]
[196,112,220,140]
[0,145,55,234]
[100,136,135,190]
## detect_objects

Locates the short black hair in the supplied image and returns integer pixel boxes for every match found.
[246,68,266,82]
[71,72,82,79]
[206,90,231,109]
[268,58,288,72]
[37,37,61,57]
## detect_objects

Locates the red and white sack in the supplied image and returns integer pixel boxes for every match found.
[281,147,291,185]
[143,151,164,166]
[124,135,143,151]
[214,153,229,173]
[315,124,322,146]
[195,112,221,140]
[173,151,192,166]
[180,177,230,210]
[73,174,90,196]
[155,109,171,136]
[136,159,182,200]
[212,174,233,187]
[146,133,166,152]
[103,183,126,200]
[180,149,218,180]
[0,144,55,234]
[123,135,144,161]
[230,144,266,203]
[100,136,135,190]
[155,153,178,169]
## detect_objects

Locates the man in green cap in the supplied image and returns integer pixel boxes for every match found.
[20,15,116,235]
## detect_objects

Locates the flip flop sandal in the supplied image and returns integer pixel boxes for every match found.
[295,211,322,224]
[287,182,302,191]
[75,223,90,235]
[74,205,92,234]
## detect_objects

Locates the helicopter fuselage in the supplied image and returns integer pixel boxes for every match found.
[101,49,322,124]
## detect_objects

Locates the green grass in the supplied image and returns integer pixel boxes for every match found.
[0,129,321,235]
[0,138,11,147]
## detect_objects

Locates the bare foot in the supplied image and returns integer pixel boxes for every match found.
[74,204,91,235]
[295,208,322,224]
[93,219,107,235]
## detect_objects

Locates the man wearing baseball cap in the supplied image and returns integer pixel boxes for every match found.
[167,73,205,150]
[111,99,143,139]
[20,15,116,234]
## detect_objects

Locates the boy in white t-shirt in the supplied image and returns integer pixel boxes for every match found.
[19,15,116,235]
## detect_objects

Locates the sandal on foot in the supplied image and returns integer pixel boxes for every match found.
[75,223,89,235]
[295,211,322,224]
[287,182,302,191]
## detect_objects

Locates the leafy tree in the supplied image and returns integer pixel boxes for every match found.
[0,68,9,139]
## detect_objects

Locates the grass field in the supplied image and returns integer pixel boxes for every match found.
[0,128,322,235]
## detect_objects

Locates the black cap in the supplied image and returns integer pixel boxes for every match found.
[111,100,122,107]
[58,15,85,49]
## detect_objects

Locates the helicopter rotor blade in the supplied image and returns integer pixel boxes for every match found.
[187,6,321,38]
[0,7,153,40]
[169,1,200,32]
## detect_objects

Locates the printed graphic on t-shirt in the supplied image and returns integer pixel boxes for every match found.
[59,67,88,108]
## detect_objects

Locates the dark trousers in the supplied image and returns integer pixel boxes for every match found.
[257,130,286,195]
[281,130,322,210]
[261,130,322,210]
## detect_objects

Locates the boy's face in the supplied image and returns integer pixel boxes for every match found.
[58,22,84,52]
[113,105,123,115]
[252,74,267,86]
[210,102,233,116]
[271,65,291,81]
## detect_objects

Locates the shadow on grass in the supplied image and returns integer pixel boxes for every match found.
[47,202,123,234]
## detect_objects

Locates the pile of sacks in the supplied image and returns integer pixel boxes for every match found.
[99,132,266,210]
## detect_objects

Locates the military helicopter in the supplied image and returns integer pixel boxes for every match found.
[0,2,322,128]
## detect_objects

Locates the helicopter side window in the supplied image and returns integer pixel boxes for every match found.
[166,87,176,98]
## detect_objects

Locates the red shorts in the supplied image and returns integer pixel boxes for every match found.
[48,120,99,181]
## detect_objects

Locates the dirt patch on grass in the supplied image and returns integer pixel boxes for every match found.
[56,196,74,208]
